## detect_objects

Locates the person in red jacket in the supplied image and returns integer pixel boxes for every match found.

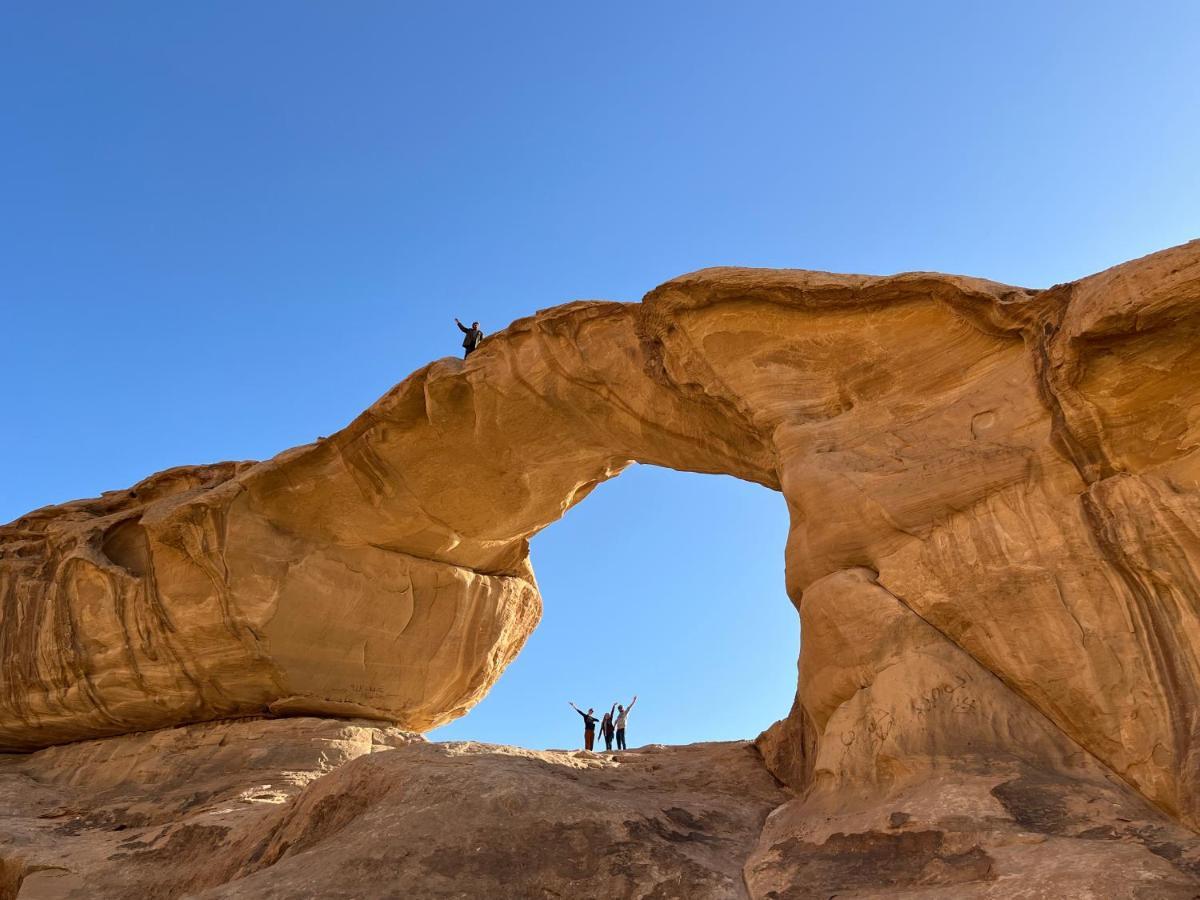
[597,704,617,751]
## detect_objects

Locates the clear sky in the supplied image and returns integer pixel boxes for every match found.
[3,2,1197,749]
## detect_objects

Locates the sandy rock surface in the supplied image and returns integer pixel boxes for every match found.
[1,717,1197,898]
[3,241,1200,894]
[0,717,418,898]
[0,719,785,899]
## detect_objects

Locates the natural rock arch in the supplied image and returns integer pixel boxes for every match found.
[2,241,1199,832]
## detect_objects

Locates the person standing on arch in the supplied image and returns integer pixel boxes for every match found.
[568,701,599,751]
[455,317,484,358]
[614,695,637,750]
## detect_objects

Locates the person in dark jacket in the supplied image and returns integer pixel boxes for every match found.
[598,703,617,751]
[568,701,599,751]
[455,318,484,357]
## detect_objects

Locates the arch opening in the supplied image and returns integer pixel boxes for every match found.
[430,465,798,748]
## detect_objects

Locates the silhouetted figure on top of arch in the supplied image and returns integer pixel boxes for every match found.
[455,318,484,357]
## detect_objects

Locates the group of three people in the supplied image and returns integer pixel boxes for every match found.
[569,696,637,751]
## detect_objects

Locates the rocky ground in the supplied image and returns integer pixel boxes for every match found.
[0,718,784,899]
[2,716,1198,899]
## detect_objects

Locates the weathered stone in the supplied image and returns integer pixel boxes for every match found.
[0,719,785,899]
[1,717,1197,898]
[0,717,419,898]
[748,565,1200,898]
[2,241,1200,895]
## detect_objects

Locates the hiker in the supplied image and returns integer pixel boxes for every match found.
[568,701,599,751]
[455,318,484,357]
[614,695,637,750]
[598,704,617,751]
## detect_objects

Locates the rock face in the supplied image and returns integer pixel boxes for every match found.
[1,718,1197,899]
[0,717,417,898]
[2,241,1200,895]
[0,718,786,899]
[749,566,1200,897]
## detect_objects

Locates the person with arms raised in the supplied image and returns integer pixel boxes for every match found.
[454,318,484,357]
[614,695,637,750]
[568,701,599,751]
[597,704,617,751]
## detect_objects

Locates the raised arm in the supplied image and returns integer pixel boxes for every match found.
[455,318,470,334]
[569,702,585,719]
[609,703,617,720]
[627,695,638,711]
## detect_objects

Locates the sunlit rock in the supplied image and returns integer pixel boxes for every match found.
[3,240,1200,895]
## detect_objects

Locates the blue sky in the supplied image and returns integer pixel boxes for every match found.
[3,2,1197,748]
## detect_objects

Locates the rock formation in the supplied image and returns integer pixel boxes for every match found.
[1,240,1199,896]
[0,717,786,898]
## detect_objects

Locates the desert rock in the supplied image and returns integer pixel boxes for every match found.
[2,241,1200,895]
[1,717,1198,898]
[0,719,785,899]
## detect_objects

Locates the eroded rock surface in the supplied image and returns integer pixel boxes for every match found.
[0,717,418,898]
[1,718,1196,899]
[0,719,786,899]
[2,241,1200,895]
[750,566,1200,898]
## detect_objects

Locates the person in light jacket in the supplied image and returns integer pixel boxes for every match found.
[614,695,637,750]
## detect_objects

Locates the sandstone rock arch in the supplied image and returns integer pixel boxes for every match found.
[2,241,1199,834]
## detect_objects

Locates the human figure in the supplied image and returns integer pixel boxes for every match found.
[568,702,599,751]
[614,695,637,750]
[598,703,617,751]
[455,318,484,357]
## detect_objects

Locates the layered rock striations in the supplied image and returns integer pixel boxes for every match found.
[2,241,1199,896]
